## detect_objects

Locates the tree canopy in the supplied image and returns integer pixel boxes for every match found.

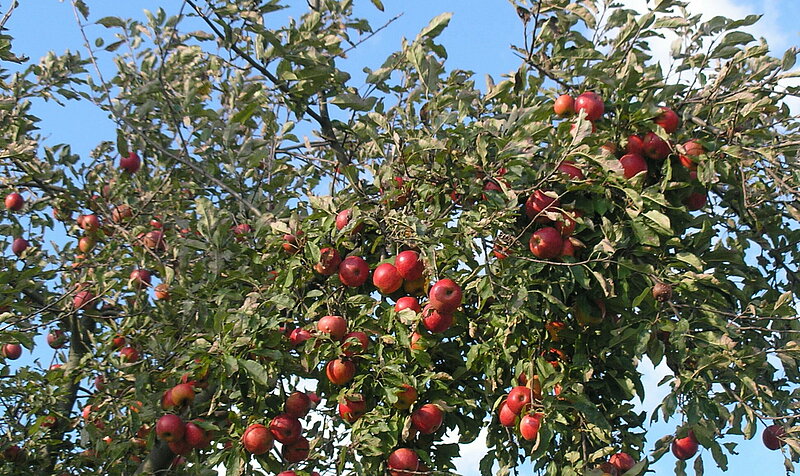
[1,0,799,475]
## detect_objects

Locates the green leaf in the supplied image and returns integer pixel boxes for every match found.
[370,0,385,11]
[675,252,704,271]
[96,16,126,28]
[416,12,452,43]
[643,210,672,235]
[239,359,270,387]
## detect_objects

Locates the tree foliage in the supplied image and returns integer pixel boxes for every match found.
[1,0,799,475]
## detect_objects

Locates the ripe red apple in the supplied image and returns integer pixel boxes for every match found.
[4,192,24,211]
[609,452,635,472]
[156,414,185,442]
[11,237,28,256]
[335,209,363,233]
[654,106,679,133]
[428,278,462,313]
[671,430,699,460]
[339,255,370,287]
[143,230,166,251]
[394,384,418,410]
[555,210,579,237]
[557,161,584,180]
[78,236,95,253]
[269,414,302,444]
[284,392,312,418]
[338,395,367,423]
[394,250,424,281]
[388,448,419,476]
[119,346,140,363]
[171,383,195,407]
[282,233,302,254]
[498,400,517,427]
[78,214,101,231]
[763,424,786,450]
[282,436,310,462]
[553,94,574,117]
[546,321,566,341]
[342,331,369,356]
[506,386,532,414]
[395,296,422,313]
[519,412,544,441]
[232,223,252,241]
[288,328,312,346]
[111,335,126,349]
[242,423,273,454]
[410,332,424,351]
[326,358,355,385]
[314,247,341,275]
[2,344,22,360]
[47,330,66,349]
[422,304,454,333]
[94,375,105,391]
[626,134,644,155]
[642,132,670,160]
[679,140,705,170]
[529,227,563,259]
[154,283,170,300]
[317,315,347,341]
[111,204,133,223]
[73,290,95,310]
[373,263,403,294]
[130,269,152,289]
[493,242,511,259]
[619,153,648,179]
[411,403,443,434]
[3,445,23,463]
[684,191,707,211]
[525,190,560,221]
[574,91,604,121]
[120,152,141,174]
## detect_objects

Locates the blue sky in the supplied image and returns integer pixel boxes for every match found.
[6,1,800,475]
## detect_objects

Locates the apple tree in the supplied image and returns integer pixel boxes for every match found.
[1,0,799,475]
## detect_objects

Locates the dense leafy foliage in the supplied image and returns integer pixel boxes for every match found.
[1,0,799,475]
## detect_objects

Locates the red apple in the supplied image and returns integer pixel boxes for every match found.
[498,400,517,427]
[94,375,105,391]
[642,132,670,160]
[671,430,699,460]
[284,392,312,418]
[626,135,644,155]
[154,283,170,300]
[684,192,707,211]
[288,328,312,346]
[525,190,560,221]
[395,296,422,313]
[506,386,532,414]
[78,214,101,231]
[574,92,604,121]
[339,256,370,287]
[763,424,786,450]
[609,452,635,472]
[411,403,443,434]
[373,263,403,294]
[232,223,252,240]
[171,383,195,407]
[143,230,166,251]
[395,250,424,281]
[282,232,303,254]
[11,237,28,256]
[269,414,302,444]
[394,384,418,410]
[326,358,355,385]
[342,331,369,356]
[156,414,185,442]
[130,269,152,289]
[335,209,363,233]
[2,344,21,360]
[4,192,24,211]
[553,94,574,117]
[47,330,66,349]
[388,448,419,476]
[338,395,367,423]
[282,436,310,463]
[119,346,139,363]
[120,152,141,174]
[314,247,341,275]
[519,412,544,441]
[111,204,133,223]
[557,161,584,180]
[428,278,462,313]
[410,332,424,351]
[654,106,679,133]
[529,227,563,259]
[555,210,580,237]
[73,290,95,310]
[317,315,347,341]
[242,423,273,454]
[111,335,126,349]
[422,305,454,333]
[619,153,648,179]
[679,140,704,170]
[78,236,95,253]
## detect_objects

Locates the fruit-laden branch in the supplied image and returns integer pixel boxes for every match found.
[184,0,351,166]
